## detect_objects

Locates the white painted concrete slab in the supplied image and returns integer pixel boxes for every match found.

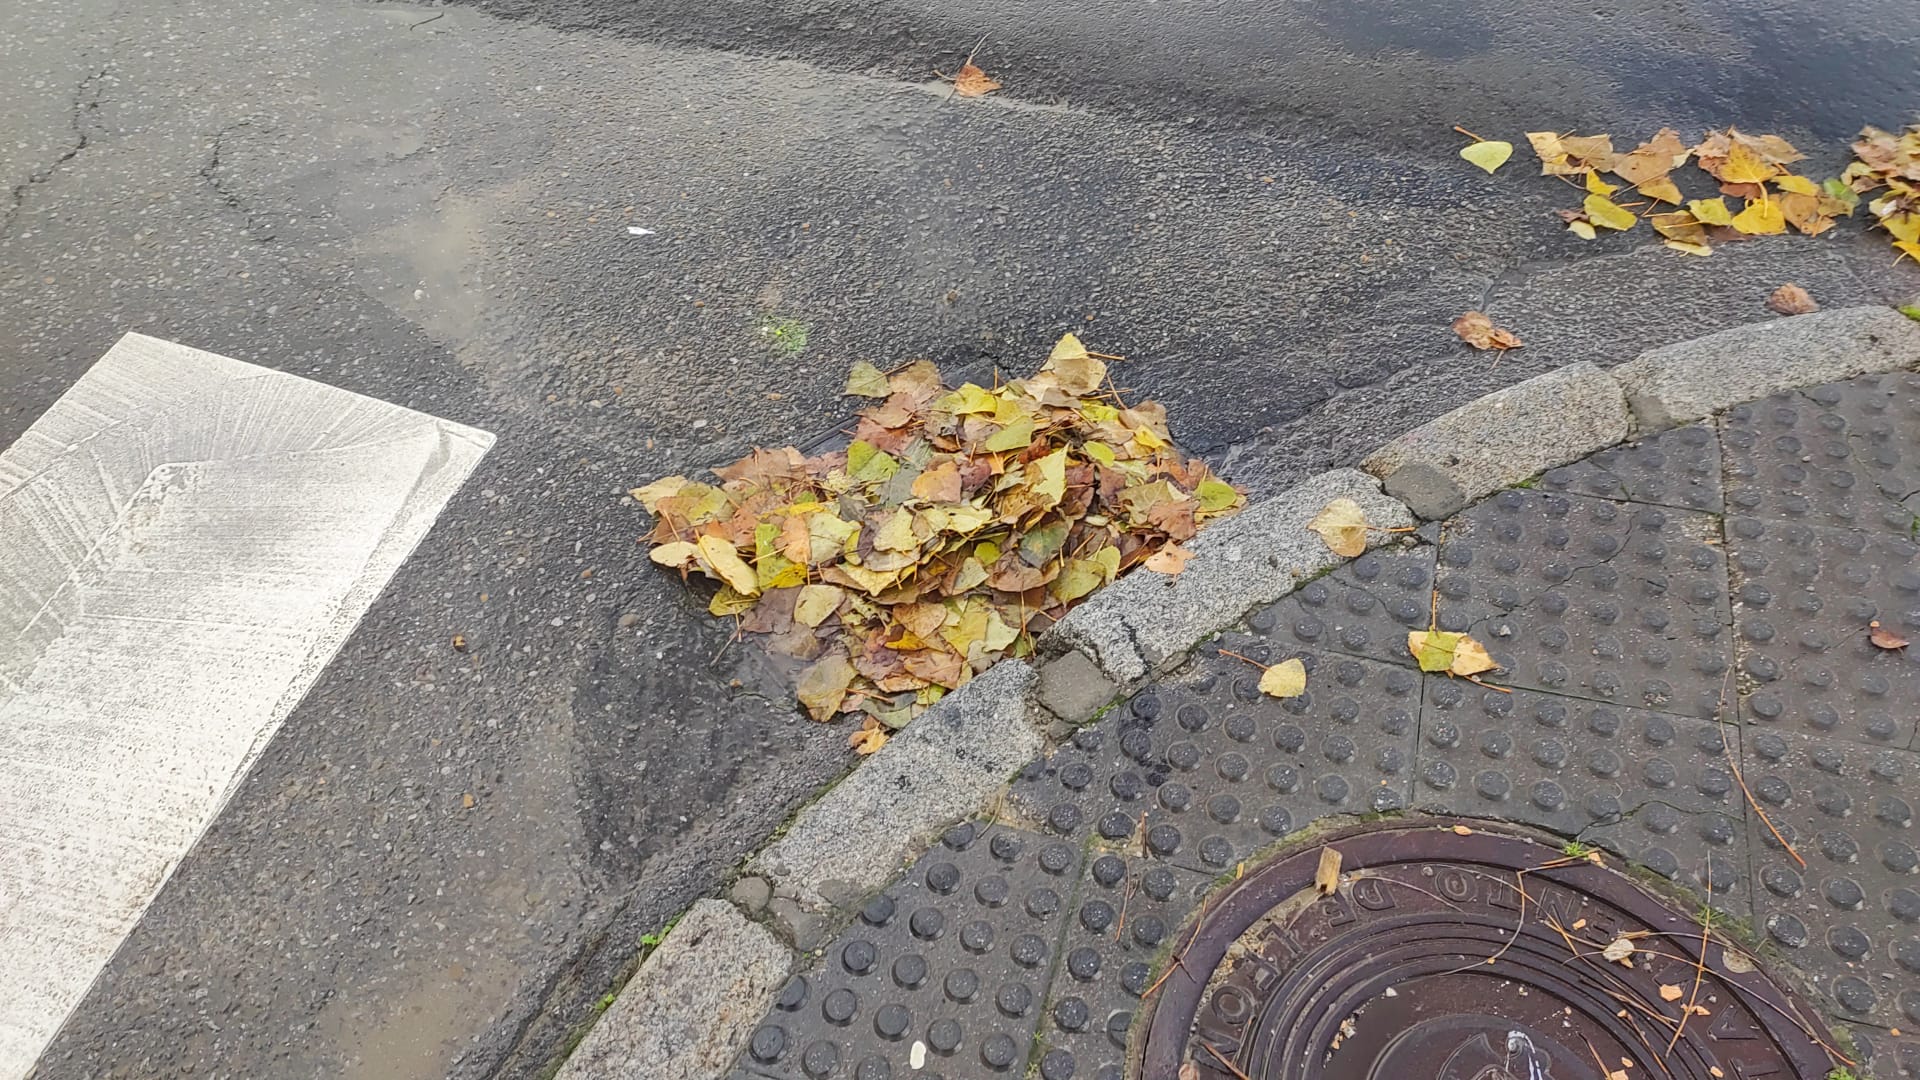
[0,334,493,1077]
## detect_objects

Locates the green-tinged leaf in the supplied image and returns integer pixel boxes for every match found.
[1258,658,1306,698]
[982,609,1020,652]
[794,584,843,628]
[805,511,859,565]
[1408,630,1460,673]
[1688,197,1734,226]
[796,653,858,720]
[709,586,758,617]
[1051,558,1108,602]
[846,440,899,484]
[1018,519,1070,567]
[1083,441,1117,465]
[696,535,758,595]
[1900,304,1920,322]
[1822,178,1860,213]
[1196,478,1240,513]
[938,383,999,415]
[983,416,1035,452]
[1089,545,1120,583]
[844,361,891,398]
[1080,402,1119,423]
[975,540,1002,564]
[874,508,919,552]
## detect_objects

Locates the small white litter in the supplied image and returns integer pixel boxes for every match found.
[626,225,655,237]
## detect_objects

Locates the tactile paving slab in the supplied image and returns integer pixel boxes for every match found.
[1726,514,1920,750]
[1816,371,1920,518]
[1244,546,1467,668]
[1413,679,1748,910]
[1850,1024,1920,1079]
[1033,854,1209,1080]
[1437,489,1733,718]
[1009,646,1418,877]
[1538,422,1725,512]
[1722,387,1920,538]
[735,820,1081,1080]
[1741,729,1920,1036]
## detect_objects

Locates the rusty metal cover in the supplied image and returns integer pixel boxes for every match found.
[1139,824,1839,1080]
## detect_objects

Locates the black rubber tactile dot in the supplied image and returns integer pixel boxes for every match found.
[1539,423,1725,512]
[1725,514,1920,750]
[1440,489,1732,718]
[1035,854,1209,1080]
[1849,1024,1920,1079]
[735,821,1081,1080]
[1722,388,1920,538]
[1741,729,1920,1035]
[1009,647,1419,876]
[1243,546,1472,668]
[1414,680,1749,911]
[1810,372,1920,518]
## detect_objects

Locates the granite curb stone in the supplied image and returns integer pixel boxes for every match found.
[749,660,1045,914]
[556,900,791,1080]
[1359,361,1631,520]
[1036,468,1414,718]
[1612,306,1920,431]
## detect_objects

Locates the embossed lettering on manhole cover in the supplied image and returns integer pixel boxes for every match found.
[1139,826,1839,1080]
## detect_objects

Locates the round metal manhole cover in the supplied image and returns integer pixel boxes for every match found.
[1140,825,1839,1080]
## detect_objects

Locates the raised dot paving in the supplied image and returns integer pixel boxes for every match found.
[729,373,1920,1080]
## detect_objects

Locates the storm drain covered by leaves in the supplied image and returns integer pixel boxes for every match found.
[633,336,1244,749]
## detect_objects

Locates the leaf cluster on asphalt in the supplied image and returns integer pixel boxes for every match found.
[635,335,1245,744]
[1843,124,1920,262]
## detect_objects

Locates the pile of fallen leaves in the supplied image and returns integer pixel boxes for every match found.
[634,336,1244,749]
[1844,123,1920,262]
[1457,126,1879,257]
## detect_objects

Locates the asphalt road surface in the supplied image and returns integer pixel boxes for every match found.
[2,0,1917,1076]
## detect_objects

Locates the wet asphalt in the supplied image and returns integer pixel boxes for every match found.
[2,0,1917,1076]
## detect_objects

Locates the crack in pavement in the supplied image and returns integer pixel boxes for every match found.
[196,119,277,241]
[2,64,109,239]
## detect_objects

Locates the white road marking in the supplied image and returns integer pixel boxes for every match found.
[0,334,493,1077]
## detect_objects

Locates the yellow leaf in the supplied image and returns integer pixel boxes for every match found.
[941,383,999,415]
[1450,636,1497,676]
[874,508,919,552]
[1689,197,1734,226]
[1315,847,1342,895]
[1130,425,1168,452]
[1083,440,1117,466]
[1637,175,1684,205]
[1775,174,1820,196]
[1731,197,1786,235]
[1898,239,1920,264]
[849,721,889,755]
[1720,139,1776,184]
[1567,219,1597,240]
[1459,139,1513,174]
[630,476,689,513]
[1585,171,1619,196]
[1195,478,1242,514]
[696,535,758,595]
[1307,497,1370,557]
[1144,543,1195,575]
[1664,240,1713,257]
[846,440,899,483]
[649,540,700,568]
[1041,333,1108,396]
[794,584,843,628]
[1258,657,1307,698]
[1584,193,1637,231]
[1030,448,1069,506]
[843,361,891,398]
[708,586,757,617]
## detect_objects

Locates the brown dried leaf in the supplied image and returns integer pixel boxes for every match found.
[1144,542,1196,575]
[1659,984,1685,1002]
[1869,620,1909,650]
[1452,310,1523,351]
[950,61,1001,97]
[1766,283,1819,315]
[1307,497,1370,557]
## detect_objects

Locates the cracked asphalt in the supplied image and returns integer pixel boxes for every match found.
[2,0,1918,1077]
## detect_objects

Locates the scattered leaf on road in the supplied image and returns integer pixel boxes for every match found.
[1767,283,1819,314]
[1408,630,1499,677]
[1258,657,1307,699]
[1315,847,1342,895]
[1307,496,1372,556]
[950,61,1001,97]
[1584,193,1638,231]
[1869,620,1909,650]
[1460,138,1514,174]
[1452,310,1523,351]
[843,360,891,398]
[1659,984,1685,1002]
